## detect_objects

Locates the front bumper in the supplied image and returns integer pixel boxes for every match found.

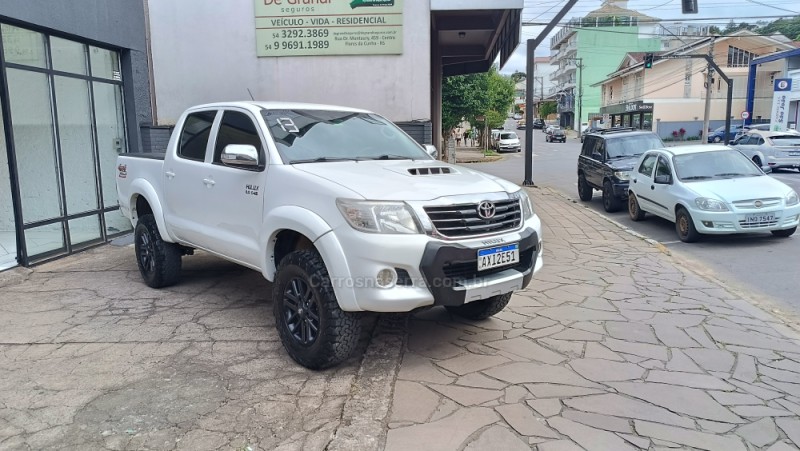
[319,215,543,312]
[611,180,630,198]
[690,204,800,234]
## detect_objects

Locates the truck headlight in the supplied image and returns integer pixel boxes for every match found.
[613,171,630,181]
[695,197,729,211]
[787,190,799,206]
[510,190,534,220]
[336,199,422,234]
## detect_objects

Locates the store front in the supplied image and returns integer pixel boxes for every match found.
[600,100,654,130]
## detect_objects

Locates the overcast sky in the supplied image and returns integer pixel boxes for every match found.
[499,0,800,74]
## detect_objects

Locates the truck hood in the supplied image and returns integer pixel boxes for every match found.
[292,160,518,201]
[607,155,640,172]
[687,175,792,202]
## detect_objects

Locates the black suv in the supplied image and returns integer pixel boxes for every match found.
[532,118,545,129]
[577,128,664,212]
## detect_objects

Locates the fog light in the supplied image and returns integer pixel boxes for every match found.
[702,221,713,228]
[376,268,396,288]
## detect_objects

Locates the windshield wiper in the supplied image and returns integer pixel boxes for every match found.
[362,154,414,161]
[289,157,361,164]
[681,175,713,180]
[714,172,750,177]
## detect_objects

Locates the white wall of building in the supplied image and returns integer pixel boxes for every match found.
[148,0,431,125]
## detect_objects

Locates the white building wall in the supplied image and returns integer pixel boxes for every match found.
[148,0,431,125]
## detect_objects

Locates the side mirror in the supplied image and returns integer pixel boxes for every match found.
[221,144,259,168]
[761,165,772,174]
[654,174,672,184]
[424,144,438,159]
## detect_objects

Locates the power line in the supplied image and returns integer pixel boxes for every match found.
[743,0,799,14]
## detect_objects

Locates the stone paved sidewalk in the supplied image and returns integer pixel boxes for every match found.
[384,187,800,451]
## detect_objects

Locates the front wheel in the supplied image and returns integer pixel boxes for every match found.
[772,226,796,238]
[628,192,646,221]
[676,207,700,242]
[446,292,512,320]
[273,249,361,369]
[602,180,623,212]
[134,214,182,288]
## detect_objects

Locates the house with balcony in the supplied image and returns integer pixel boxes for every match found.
[594,30,795,140]
[549,0,662,129]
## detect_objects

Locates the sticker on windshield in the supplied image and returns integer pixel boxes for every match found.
[277,118,299,133]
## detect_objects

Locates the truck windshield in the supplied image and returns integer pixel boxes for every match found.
[261,109,429,164]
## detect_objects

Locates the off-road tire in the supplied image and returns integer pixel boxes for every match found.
[134,214,182,288]
[273,250,361,369]
[676,207,700,243]
[771,226,796,238]
[628,192,646,221]
[602,180,623,212]
[446,292,512,320]
[578,173,593,201]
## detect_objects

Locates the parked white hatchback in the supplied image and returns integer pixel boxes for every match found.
[627,145,800,242]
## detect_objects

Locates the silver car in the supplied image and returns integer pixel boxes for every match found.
[731,130,800,171]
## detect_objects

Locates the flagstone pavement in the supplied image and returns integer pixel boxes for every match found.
[1,186,799,450]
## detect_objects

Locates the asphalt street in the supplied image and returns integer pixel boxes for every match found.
[465,119,800,315]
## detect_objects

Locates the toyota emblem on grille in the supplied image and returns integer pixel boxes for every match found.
[477,201,496,219]
[754,200,763,208]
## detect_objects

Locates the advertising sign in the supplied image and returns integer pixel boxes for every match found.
[771,78,792,132]
[254,0,403,57]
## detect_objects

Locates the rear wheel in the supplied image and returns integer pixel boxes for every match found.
[771,226,796,238]
[713,136,722,143]
[752,156,762,166]
[602,180,623,212]
[628,192,646,221]
[676,207,700,242]
[134,214,182,288]
[273,249,361,369]
[446,292,512,320]
[578,173,593,201]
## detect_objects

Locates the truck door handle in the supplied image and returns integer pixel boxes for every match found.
[165,171,176,178]
[203,178,216,187]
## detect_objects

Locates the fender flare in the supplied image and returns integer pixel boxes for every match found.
[129,178,174,242]
[260,206,360,311]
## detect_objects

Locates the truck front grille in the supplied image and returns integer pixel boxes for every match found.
[424,199,522,238]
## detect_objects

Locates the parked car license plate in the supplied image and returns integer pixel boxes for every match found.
[477,244,519,271]
[744,213,776,224]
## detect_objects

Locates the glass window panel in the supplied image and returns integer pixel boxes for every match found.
[89,46,120,80]
[68,215,101,247]
[92,82,126,208]
[104,210,132,236]
[55,77,98,214]
[1,24,47,68]
[51,37,87,75]
[24,222,65,258]
[0,102,17,269]
[6,69,62,223]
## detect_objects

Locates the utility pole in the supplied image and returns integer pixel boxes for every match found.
[575,58,584,140]
[533,76,543,116]
[702,37,716,144]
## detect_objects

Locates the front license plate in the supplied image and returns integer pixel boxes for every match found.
[477,244,519,271]
[744,213,776,224]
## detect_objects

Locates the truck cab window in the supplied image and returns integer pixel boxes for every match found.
[179,111,216,161]
[213,111,263,164]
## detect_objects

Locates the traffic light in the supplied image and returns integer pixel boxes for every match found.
[644,53,654,69]
[682,0,698,14]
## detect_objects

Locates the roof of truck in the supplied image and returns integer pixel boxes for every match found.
[186,101,372,114]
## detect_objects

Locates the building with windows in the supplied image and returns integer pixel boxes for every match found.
[594,31,795,140]
[746,47,800,131]
[514,57,557,117]
[0,1,153,269]
[549,0,662,129]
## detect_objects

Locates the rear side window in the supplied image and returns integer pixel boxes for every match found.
[179,111,216,161]
[638,153,658,176]
[581,137,596,156]
[213,111,263,164]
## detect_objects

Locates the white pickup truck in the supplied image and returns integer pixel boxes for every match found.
[116,102,543,369]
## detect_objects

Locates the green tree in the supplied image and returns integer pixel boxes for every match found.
[510,71,526,84]
[441,65,515,139]
[759,16,800,41]
[722,20,758,34]
[539,101,557,118]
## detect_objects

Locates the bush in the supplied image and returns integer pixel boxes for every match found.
[663,137,674,142]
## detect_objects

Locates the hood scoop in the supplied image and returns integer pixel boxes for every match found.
[408,167,454,176]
